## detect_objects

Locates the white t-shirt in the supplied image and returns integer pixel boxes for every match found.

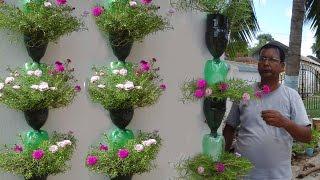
[226,83,311,180]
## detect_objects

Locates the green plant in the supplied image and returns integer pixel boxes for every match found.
[85,131,162,178]
[175,153,253,179]
[293,129,320,154]
[0,0,85,46]
[0,131,77,179]
[170,0,259,59]
[181,78,255,103]
[0,59,81,111]
[88,58,166,110]
[92,0,171,45]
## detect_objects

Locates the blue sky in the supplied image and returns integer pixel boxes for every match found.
[252,0,315,56]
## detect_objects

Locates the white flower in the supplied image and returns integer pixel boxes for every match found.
[235,152,242,158]
[34,69,43,77]
[14,73,20,77]
[49,145,58,153]
[27,71,34,76]
[50,87,56,90]
[148,139,157,145]
[5,77,14,84]
[44,1,52,7]
[38,82,49,92]
[99,72,105,76]
[134,144,144,152]
[0,83,4,90]
[124,81,134,90]
[97,84,106,89]
[112,70,120,75]
[12,85,21,90]
[62,140,72,146]
[142,140,153,147]
[116,84,124,89]
[119,68,127,76]
[129,1,137,7]
[57,141,67,148]
[30,85,39,90]
[135,86,142,89]
[90,76,100,83]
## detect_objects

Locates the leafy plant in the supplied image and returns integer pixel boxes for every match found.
[88,58,166,110]
[181,78,255,103]
[170,0,259,59]
[175,153,253,179]
[0,131,77,179]
[92,0,171,46]
[85,131,161,178]
[0,0,85,46]
[0,59,81,111]
[293,129,320,154]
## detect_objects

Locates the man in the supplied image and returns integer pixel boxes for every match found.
[223,43,312,180]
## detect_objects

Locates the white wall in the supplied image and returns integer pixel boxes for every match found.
[0,1,259,180]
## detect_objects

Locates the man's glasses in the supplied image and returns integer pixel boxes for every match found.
[259,56,282,63]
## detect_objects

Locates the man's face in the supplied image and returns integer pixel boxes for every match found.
[258,48,285,80]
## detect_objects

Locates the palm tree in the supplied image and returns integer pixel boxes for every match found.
[285,0,319,91]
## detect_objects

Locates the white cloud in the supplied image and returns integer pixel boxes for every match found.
[301,28,315,56]
[253,0,267,6]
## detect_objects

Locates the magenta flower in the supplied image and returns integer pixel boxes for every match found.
[255,91,262,98]
[215,162,225,173]
[194,89,205,98]
[118,149,129,159]
[219,83,229,92]
[160,84,166,90]
[242,93,250,102]
[55,0,67,5]
[55,61,65,72]
[262,85,271,94]
[32,149,44,160]
[196,79,207,89]
[140,60,150,72]
[13,145,23,153]
[99,144,108,151]
[92,6,104,17]
[75,85,81,92]
[86,155,98,166]
[141,0,152,5]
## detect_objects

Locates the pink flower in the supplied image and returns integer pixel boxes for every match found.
[197,166,205,174]
[141,0,152,5]
[75,85,81,92]
[219,83,229,92]
[215,162,225,173]
[118,149,129,159]
[205,88,212,97]
[86,155,98,166]
[242,93,250,102]
[92,6,104,17]
[99,144,108,151]
[32,149,44,160]
[255,91,263,98]
[13,145,23,153]
[160,84,166,90]
[55,0,67,5]
[129,1,137,7]
[140,60,150,72]
[196,79,207,89]
[262,85,271,94]
[55,61,65,72]
[194,89,205,98]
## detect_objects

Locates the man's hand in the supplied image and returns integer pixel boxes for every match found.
[261,110,290,128]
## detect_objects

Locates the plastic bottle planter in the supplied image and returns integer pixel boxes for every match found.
[306,147,314,157]
[205,14,228,59]
[23,109,49,150]
[111,175,133,180]
[108,108,135,150]
[202,98,226,161]
[28,175,48,180]
[109,31,134,62]
[24,33,48,63]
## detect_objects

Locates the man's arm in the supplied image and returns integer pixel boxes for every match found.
[261,110,311,143]
[223,124,236,151]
